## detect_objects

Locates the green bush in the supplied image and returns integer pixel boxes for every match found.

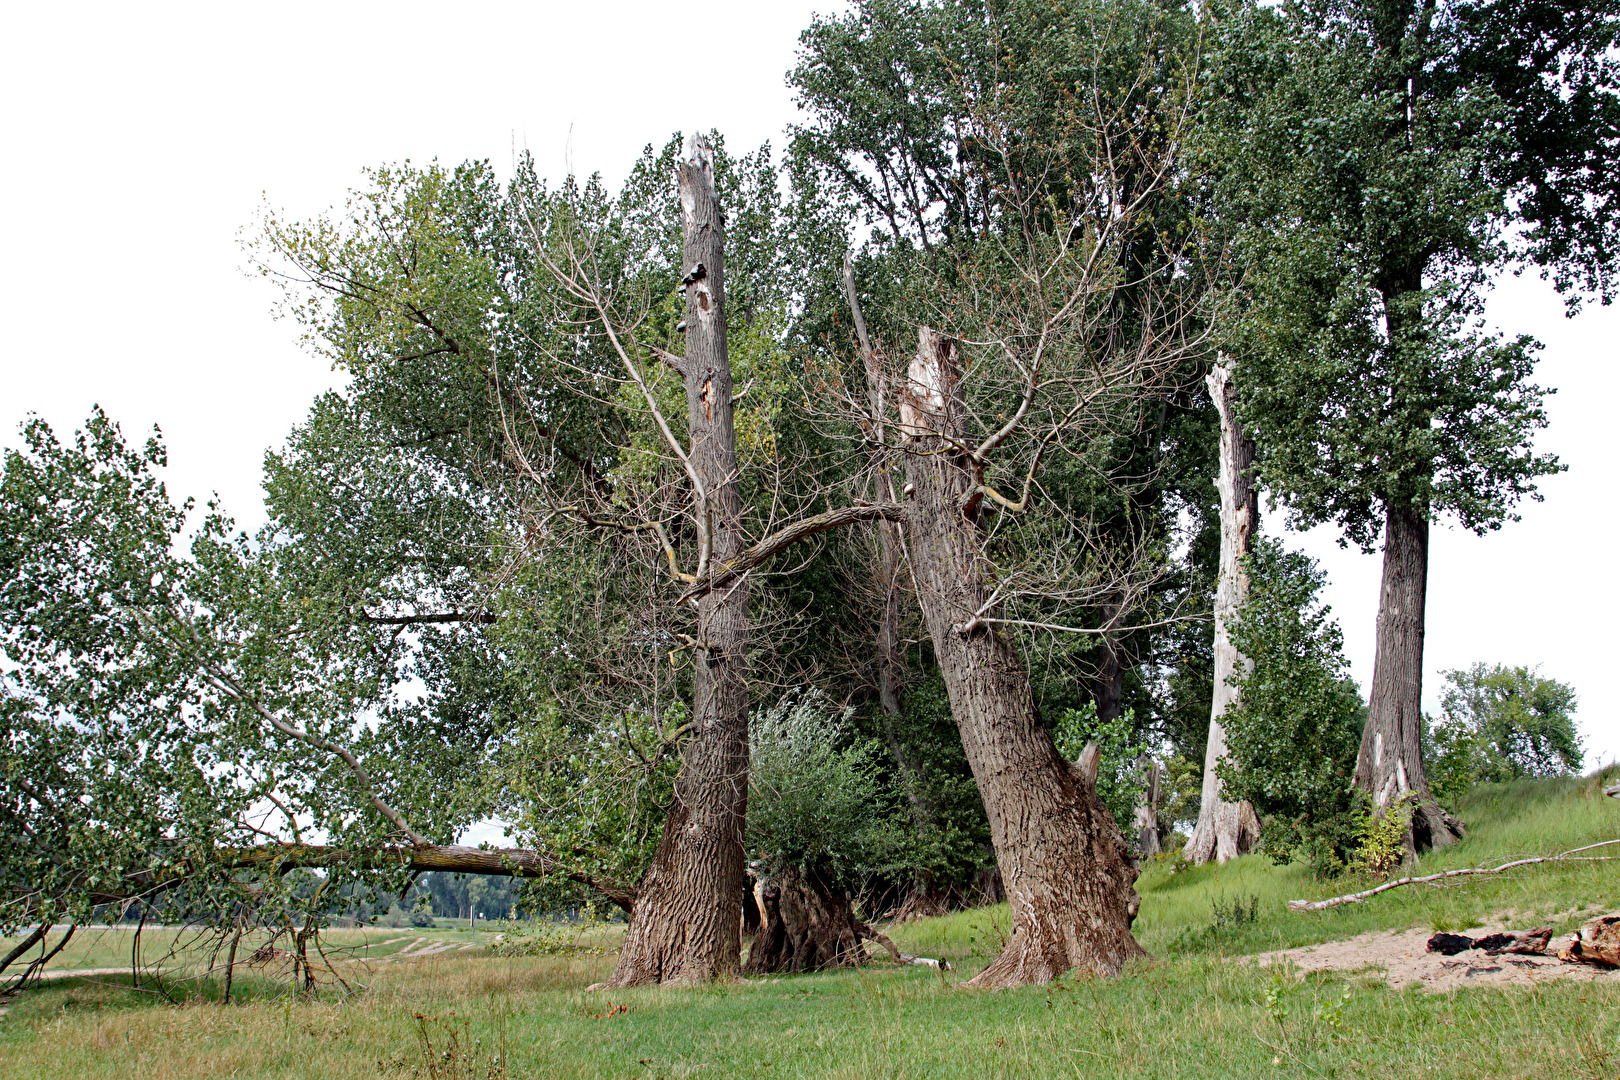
[1426,663,1582,802]
[1217,539,1368,875]
[747,691,909,884]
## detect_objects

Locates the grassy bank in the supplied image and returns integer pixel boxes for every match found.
[1,773,1616,1079]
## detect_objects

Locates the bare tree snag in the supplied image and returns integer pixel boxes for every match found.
[605,134,751,988]
[1357,504,1464,859]
[900,327,1146,988]
[1185,357,1262,865]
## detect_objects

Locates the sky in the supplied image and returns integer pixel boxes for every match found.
[2,1,1613,844]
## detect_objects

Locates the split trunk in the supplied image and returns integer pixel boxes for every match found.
[898,326,1145,988]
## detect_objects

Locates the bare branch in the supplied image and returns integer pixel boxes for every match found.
[676,502,904,605]
[1287,839,1620,911]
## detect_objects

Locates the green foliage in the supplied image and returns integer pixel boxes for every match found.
[1050,703,1151,832]
[1426,663,1582,801]
[1218,539,1368,874]
[1352,793,1413,877]
[873,673,994,899]
[1198,0,1612,547]
[747,692,909,885]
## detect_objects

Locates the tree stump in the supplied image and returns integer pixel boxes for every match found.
[1558,915,1620,967]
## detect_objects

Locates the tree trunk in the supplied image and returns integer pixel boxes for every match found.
[899,326,1145,988]
[605,135,750,987]
[1186,357,1262,865]
[1356,503,1463,858]
[1132,755,1162,858]
[744,865,867,974]
[1091,637,1126,726]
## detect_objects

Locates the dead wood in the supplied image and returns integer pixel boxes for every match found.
[1558,914,1620,968]
[1288,839,1620,911]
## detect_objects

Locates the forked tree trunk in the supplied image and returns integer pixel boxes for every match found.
[1185,358,1262,865]
[604,135,750,987]
[1355,503,1463,859]
[899,327,1145,988]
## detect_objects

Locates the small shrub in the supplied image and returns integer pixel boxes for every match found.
[1169,893,1263,952]
[1353,794,1414,877]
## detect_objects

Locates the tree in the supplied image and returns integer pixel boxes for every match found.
[1200,0,1620,855]
[793,0,1217,985]
[0,408,637,961]
[1427,663,1582,799]
[1218,540,1367,874]
[1184,358,1261,864]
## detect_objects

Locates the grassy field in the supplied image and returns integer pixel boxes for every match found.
[2,773,1617,1079]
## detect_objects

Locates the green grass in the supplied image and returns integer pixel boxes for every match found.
[2,773,1617,1079]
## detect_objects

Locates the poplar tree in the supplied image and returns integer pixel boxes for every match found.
[1200,0,1619,854]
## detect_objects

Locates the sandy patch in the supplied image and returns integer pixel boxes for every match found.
[1252,919,1619,992]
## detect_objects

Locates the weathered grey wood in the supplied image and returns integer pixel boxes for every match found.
[1186,357,1262,865]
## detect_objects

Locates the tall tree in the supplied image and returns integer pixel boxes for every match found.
[1184,358,1262,864]
[1200,0,1620,854]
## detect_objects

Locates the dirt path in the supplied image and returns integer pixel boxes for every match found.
[1251,916,1618,992]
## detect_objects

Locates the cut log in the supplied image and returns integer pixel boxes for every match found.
[1474,928,1553,956]
[1558,914,1620,967]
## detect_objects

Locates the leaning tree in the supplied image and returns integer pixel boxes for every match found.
[1198,0,1620,855]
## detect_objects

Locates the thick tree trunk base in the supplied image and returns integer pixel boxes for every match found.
[744,866,868,974]
[890,883,954,923]
[1358,504,1462,861]
[1184,798,1261,865]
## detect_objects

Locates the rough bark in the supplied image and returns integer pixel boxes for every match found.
[744,865,867,974]
[605,135,750,987]
[1186,358,1262,865]
[1356,503,1464,859]
[899,326,1146,988]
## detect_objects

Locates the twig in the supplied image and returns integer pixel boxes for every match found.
[1287,839,1620,911]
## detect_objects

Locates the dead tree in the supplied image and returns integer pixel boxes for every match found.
[1184,357,1261,864]
[597,138,754,987]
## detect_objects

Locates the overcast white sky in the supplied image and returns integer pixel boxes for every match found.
[3,0,1614,823]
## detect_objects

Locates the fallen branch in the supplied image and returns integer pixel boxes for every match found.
[1287,839,1620,912]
